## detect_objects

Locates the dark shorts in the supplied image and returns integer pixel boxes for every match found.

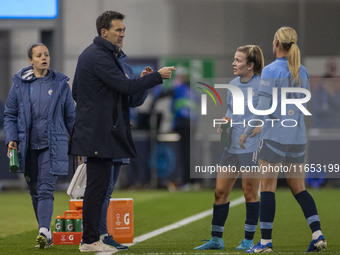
[219,150,258,167]
[258,139,305,163]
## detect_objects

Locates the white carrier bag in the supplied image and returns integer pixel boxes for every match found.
[67,163,87,199]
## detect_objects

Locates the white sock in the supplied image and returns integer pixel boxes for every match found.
[39,227,51,239]
[100,233,109,241]
[312,230,322,240]
[261,239,272,245]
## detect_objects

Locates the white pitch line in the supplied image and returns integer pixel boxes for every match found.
[130,195,245,245]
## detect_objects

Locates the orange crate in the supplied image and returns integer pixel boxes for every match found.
[107,198,134,243]
[53,232,82,245]
[68,198,134,243]
[69,199,83,210]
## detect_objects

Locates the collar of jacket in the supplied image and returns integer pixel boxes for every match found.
[15,66,68,84]
[93,36,120,55]
[118,50,128,61]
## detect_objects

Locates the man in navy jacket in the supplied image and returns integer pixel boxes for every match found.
[70,10,175,252]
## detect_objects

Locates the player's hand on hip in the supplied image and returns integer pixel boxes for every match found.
[239,133,248,149]
[249,126,261,138]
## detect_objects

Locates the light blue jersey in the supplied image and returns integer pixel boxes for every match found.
[249,57,309,144]
[226,74,261,154]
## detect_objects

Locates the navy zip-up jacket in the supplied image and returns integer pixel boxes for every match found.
[4,66,76,175]
[28,69,54,149]
[114,50,149,164]
[70,36,162,159]
[72,49,149,164]
[119,50,149,108]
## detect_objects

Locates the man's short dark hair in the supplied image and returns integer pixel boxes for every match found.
[96,11,125,36]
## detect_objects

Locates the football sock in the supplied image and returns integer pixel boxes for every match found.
[312,230,323,240]
[261,239,272,245]
[39,227,51,239]
[260,192,275,240]
[211,203,229,238]
[294,190,322,234]
[100,233,109,240]
[245,201,259,240]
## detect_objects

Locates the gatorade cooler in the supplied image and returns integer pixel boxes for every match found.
[69,199,83,211]
[68,198,134,243]
[107,198,134,243]
[53,232,82,245]
[53,210,83,245]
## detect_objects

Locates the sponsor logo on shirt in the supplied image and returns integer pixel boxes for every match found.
[260,80,270,86]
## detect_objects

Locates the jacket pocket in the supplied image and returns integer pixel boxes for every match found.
[17,132,25,154]
[52,134,69,162]
[56,134,69,141]
[18,132,25,141]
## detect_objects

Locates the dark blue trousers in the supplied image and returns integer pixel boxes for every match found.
[82,157,112,244]
[25,148,58,230]
[99,164,121,235]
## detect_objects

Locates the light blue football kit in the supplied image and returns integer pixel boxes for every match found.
[245,57,309,144]
[242,57,326,253]
[195,74,262,251]
[244,57,310,162]
[226,74,261,154]
[219,74,261,168]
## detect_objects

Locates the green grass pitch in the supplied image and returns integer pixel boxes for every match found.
[0,188,338,254]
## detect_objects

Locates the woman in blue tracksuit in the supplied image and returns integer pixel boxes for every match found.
[195,45,264,251]
[4,43,75,249]
[239,27,326,253]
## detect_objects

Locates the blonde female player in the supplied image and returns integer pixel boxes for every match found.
[195,45,264,251]
[239,27,327,253]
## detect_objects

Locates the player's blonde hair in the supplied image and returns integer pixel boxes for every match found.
[274,26,301,85]
[237,45,264,76]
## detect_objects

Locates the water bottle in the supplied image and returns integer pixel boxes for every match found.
[65,213,75,232]
[74,214,83,232]
[55,215,65,232]
[9,148,19,172]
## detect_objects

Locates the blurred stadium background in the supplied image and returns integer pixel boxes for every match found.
[1,0,340,191]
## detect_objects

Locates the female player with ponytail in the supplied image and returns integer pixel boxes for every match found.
[239,27,327,253]
[195,45,264,251]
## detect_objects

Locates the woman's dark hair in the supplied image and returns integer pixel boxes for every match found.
[27,43,46,59]
[96,11,125,36]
